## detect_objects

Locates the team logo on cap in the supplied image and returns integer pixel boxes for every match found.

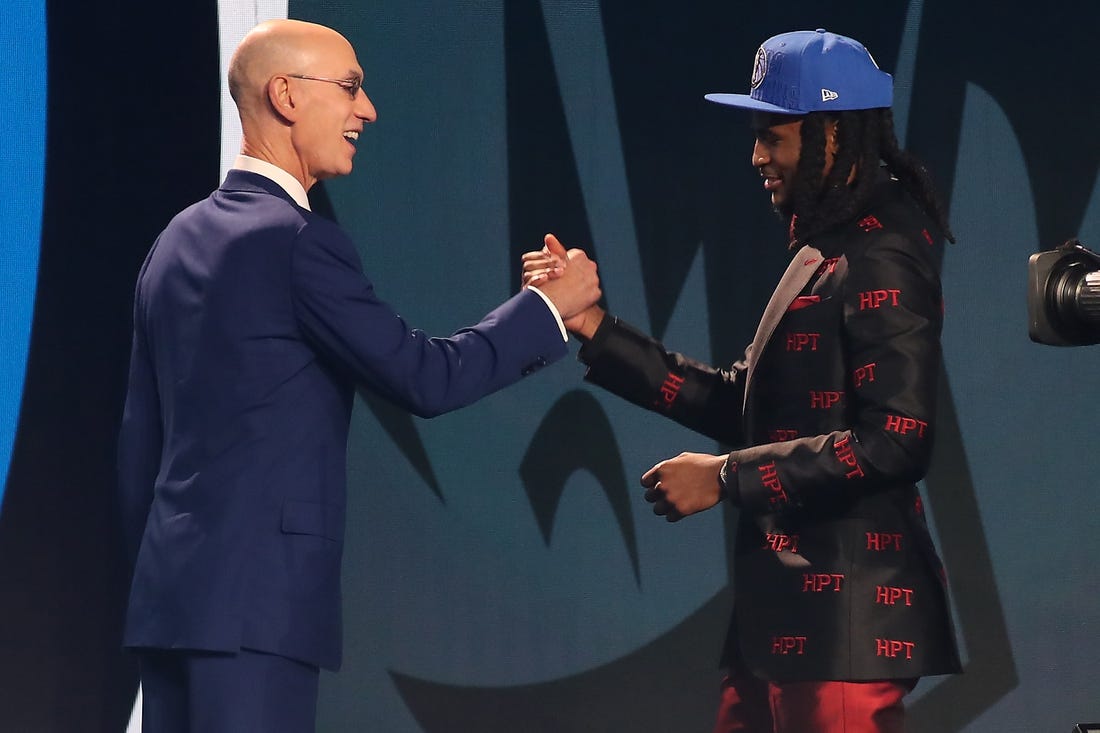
[750,46,767,89]
[821,89,839,102]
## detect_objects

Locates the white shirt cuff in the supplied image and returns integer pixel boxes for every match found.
[526,286,568,342]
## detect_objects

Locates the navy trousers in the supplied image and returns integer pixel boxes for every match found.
[138,648,320,733]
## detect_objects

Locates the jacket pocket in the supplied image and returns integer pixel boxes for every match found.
[280,499,342,542]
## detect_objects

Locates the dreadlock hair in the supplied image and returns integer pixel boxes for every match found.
[789,108,955,247]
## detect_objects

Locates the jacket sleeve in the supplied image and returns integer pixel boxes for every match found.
[729,230,943,516]
[578,316,747,447]
[289,222,568,418]
[116,275,162,568]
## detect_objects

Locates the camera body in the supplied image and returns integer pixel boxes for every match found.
[1027,239,1100,346]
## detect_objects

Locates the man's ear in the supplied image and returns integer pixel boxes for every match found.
[267,75,298,123]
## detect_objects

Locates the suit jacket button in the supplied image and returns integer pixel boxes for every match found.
[521,356,548,376]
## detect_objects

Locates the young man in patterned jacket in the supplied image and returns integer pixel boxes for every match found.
[524,28,961,733]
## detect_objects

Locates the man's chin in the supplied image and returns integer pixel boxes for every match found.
[316,163,354,181]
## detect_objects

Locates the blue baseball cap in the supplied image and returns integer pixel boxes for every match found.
[705,29,893,114]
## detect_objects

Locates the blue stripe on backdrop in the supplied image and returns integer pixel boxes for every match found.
[0,0,46,511]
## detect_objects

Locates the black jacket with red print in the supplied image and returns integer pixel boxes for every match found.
[579,172,961,681]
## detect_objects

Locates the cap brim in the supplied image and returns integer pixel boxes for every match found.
[704,93,803,115]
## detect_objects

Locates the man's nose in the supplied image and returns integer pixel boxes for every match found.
[751,140,768,167]
[356,90,377,123]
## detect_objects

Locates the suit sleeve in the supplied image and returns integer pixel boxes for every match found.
[116,276,162,568]
[289,223,568,417]
[578,316,747,447]
[729,231,943,515]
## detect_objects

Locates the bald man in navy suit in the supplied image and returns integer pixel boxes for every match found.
[117,19,600,733]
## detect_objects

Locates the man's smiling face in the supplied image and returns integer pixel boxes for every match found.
[288,34,377,187]
[750,112,805,218]
[750,111,841,220]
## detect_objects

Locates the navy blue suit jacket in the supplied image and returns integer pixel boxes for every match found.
[118,170,566,670]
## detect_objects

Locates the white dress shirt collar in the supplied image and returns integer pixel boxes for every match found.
[231,155,311,211]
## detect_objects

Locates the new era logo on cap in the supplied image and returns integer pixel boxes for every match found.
[705,29,893,115]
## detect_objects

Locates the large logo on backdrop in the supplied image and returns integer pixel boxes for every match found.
[296,1,1100,731]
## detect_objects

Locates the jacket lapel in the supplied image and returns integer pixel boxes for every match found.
[743,244,823,408]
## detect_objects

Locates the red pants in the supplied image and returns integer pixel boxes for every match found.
[713,672,917,733]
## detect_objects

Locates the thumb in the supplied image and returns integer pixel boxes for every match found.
[544,233,568,259]
[640,462,661,488]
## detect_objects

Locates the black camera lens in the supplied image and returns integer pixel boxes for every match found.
[1047,260,1100,339]
[1027,240,1100,346]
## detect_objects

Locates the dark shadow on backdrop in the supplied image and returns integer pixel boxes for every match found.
[908,371,1018,730]
[505,0,600,297]
[391,586,732,733]
[520,390,640,585]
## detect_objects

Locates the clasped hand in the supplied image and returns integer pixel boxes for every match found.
[521,233,604,338]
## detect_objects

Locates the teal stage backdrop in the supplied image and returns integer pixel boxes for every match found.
[0,2,1096,731]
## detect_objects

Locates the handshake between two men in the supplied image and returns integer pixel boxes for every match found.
[521,234,728,524]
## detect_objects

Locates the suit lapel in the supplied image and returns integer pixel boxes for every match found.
[743,244,823,408]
